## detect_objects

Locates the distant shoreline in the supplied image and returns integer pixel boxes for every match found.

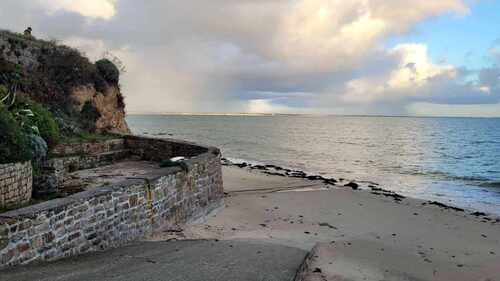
[126,112,500,119]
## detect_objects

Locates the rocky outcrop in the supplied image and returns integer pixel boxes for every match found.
[0,30,130,135]
[72,85,130,134]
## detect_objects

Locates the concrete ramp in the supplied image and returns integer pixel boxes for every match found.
[295,241,500,281]
[0,240,307,281]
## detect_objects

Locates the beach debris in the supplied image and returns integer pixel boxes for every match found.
[262,171,286,177]
[370,187,392,193]
[306,175,324,181]
[252,165,267,170]
[323,178,338,185]
[471,211,487,217]
[318,222,337,229]
[369,186,406,202]
[384,193,405,201]
[223,159,344,186]
[427,201,465,212]
[170,156,185,162]
[344,182,359,190]
[235,162,248,168]
[288,171,307,178]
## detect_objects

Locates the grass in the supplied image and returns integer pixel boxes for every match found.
[60,131,123,144]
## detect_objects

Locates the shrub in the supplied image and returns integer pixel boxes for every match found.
[28,101,60,147]
[0,104,32,164]
[9,95,61,147]
[96,59,120,84]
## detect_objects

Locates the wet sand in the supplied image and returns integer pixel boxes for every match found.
[174,166,500,281]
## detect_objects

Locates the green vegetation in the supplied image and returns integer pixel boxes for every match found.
[0,104,32,164]
[60,131,121,144]
[13,95,60,146]
[96,59,120,84]
[0,29,130,164]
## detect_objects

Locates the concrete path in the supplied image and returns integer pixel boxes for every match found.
[0,240,307,281]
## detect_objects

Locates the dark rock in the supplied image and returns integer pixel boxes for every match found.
[382,193,405,201]
[306,175,324,181]
[344,182,359,190]
[428,201,465,212]
[471,211,487,217]
[323,178,337,185]
[263,171,286,177]
[235,162,248,168]
[252,165,267,170]
[370,187,392,193]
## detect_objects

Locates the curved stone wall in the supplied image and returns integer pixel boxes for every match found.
[0,136,223,268]
[0,162,32,209]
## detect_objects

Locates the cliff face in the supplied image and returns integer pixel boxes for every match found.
[72,85,130,134]
[0,30,130,135]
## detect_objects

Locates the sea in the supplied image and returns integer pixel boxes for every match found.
[127,115,500,215]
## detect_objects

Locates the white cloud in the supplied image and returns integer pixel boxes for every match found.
[3,0,496,116]
[407,102,500,117]
[274,0,467,71]
[38,0,117,20]
[341,43,457,103]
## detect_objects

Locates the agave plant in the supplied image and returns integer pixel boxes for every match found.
[0,74,18,107]
[0,76,39,136]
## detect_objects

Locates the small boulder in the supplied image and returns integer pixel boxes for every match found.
[344,182,359,190]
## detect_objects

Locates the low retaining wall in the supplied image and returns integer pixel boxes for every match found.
[0,162,32,209]
[0,137,223,268]
[35,139,130,196]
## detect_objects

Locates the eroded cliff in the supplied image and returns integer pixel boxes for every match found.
[0,29,130,136]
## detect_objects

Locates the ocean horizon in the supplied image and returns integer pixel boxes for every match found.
[127,114,500,216]
[127,112,500,119]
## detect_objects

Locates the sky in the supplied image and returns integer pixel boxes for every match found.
[0,0,499,117]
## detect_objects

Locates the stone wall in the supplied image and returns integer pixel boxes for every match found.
[35,139,130,196]
[50,139,126,157]
[0,162,32,209]
[0,137,224,268]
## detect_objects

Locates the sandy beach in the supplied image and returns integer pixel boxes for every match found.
[160,166,500,281]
